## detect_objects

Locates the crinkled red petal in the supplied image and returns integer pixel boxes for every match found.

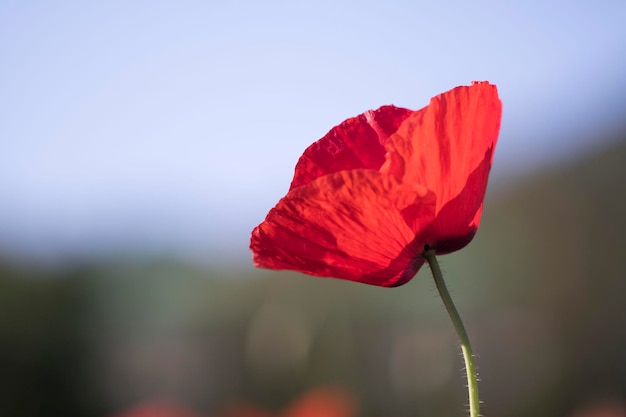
[415,151,492,253]
[289,105,412,190]
[251,169,436,287]
[381,82,502,251]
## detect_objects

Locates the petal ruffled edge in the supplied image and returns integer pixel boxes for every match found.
[289,105,413,190]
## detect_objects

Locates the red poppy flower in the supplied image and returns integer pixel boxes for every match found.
[251,82,502,287]
[216,386,355,417]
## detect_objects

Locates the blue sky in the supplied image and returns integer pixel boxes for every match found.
[1,1,625,265]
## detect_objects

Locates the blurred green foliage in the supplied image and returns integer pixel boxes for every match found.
[1,135,626,417]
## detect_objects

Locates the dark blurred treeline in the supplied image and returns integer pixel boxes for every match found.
[1,133,626,417]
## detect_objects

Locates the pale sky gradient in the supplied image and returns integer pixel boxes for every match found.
[1,1,625,265]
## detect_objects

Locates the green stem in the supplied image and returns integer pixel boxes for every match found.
[424,249,480,417]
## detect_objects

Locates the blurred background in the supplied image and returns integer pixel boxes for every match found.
[2,1,626,416]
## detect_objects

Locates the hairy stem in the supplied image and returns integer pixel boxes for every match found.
[424,249,480,417]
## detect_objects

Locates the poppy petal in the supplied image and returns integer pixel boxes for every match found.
[381,82,501,250]
[417,150,493,253]
[289,105,412,190]
[251,169,436,287]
